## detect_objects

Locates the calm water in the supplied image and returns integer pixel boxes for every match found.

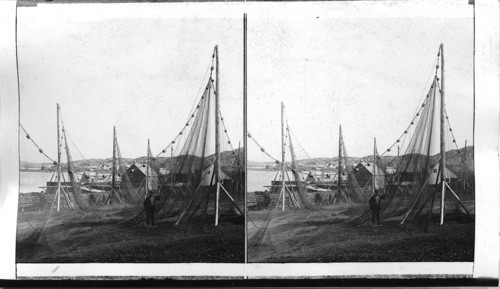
[21,170,279,194]
[19,171,100,194]
[19,171,60,194]
[247,170,279,192]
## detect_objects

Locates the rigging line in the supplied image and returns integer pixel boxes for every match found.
[19,124,57,164]
[59,115,88,174]
[155,96,202,157]
[188,56,215,122]
[284,116,313,171]
[379,78,435,157]
[22,134,27,162]
[218,108,244,171]
[61,123,88,163]
[411,53,440,118]
[247,131,281,164]
[379,52,439,157]
[156,50,214,157]
[155,76,212,158]
[435,81,462,154]
[287,124,314,164]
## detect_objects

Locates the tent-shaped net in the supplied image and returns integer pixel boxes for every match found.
[352,73,474,227]
[130,50,245,227]
[247,109,368,261]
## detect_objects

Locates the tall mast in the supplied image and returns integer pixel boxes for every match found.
[215,45,221,226]
[111,126,116,195]
[397,145,400,185]
[372,137,376,195]
[463,140,467,194]
[439,43,446,225]
[337,125,342,198]
[170,145,174,190]
[56,103,61,212]
[146,138,150,193]
[243,14,247,203]
[237,141,241,191]
[281,102,286,211]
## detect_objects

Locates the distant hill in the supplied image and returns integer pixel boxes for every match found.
[248,146,474,175]
[20,147,244,171]
[20,146,471,175]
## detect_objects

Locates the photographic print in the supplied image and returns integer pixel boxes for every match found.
[246,2,475,263]
[16,4,245,264]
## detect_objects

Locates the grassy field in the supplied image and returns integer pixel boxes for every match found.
[247,200,475,263]
[17,203,244,263]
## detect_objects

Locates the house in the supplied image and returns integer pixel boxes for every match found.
[428,163,458,184]
[127,163,158,189]
[159,167,169,175]
[385,166,397,174]
[325,163,336,170]
[353,162,385,188]
[200,163,231,186]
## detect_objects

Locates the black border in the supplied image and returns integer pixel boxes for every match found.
[1,276,499,286]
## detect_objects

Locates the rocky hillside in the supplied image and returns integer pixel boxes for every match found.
[21,147,244,171]
[249,146,474,174]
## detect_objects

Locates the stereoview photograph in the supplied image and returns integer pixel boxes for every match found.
[16,4,245,263]
[247,4,475,263]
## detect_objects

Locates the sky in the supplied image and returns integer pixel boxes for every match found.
[247,1,473,162]
[18,3,244,163]
[17,2,474,164]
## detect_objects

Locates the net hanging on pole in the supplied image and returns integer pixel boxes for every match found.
[148,48,243,225]
[115,132,144,204]
[339,130,366,203]
[62,126,91,211]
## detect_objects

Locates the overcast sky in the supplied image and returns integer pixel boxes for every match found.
[17,2,473,164]
[247,1,473,162]
[18,4,243,163]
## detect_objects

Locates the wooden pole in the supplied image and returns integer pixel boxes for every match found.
[397,145,400,186]
[243,13,247,208]
[439,43,446,225]
[281,102,286,211]
[243,13,248,263]
[56,103,61,212]
[146,138,150,194]
[337,125,342,199]
[372,137,376,195]
[463,140,467,194]
[215,45,221,226]
[111,126,117,197]
[237,141,241,192]
[170,145,174,190]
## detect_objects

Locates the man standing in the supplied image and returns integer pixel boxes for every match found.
[143,191,157,227]
[369,190,382,226]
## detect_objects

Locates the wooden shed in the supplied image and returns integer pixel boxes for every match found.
[127,163,158,189]
[353,162,385,188]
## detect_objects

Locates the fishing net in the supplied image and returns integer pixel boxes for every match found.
[249,66,474,262]
[114,135,143,204]
[288,127,320,210]
[147,144,160,193]
[142,70,244,226]
[339,130,366,203]
[62,127,92,211]
[354,76,474,227]
[17,122,107,261]
[248,119,363,261]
